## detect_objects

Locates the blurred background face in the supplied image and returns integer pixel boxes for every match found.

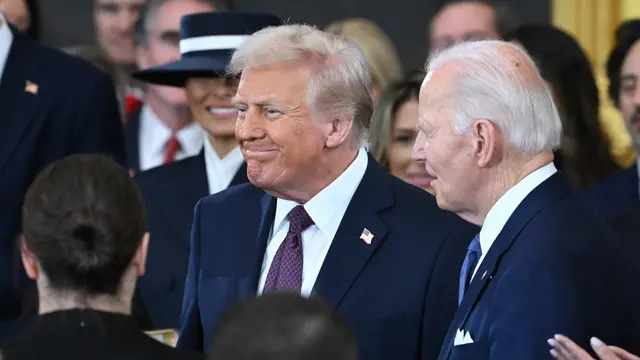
[386,98,434,193]
[619,40,640,151]
[94,0,145,65]
[137,0,215,107]
[234,63,329,195]
[186,77,240,138]
[0,0,30,31]
[429,2,499,52]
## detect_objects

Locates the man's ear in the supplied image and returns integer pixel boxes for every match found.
[472,119,503,167]
[19,235,39,280]
[325,117,354,149]
[131,232,149,277]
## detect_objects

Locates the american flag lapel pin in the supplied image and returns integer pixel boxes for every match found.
[25,80,38,95]
[360,228,374,245]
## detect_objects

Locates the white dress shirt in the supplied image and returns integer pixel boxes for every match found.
[0,14,14,83]
[472,162,557,280]
[138,104,204,171]
[203,137,244,195]
[257,148,369,296]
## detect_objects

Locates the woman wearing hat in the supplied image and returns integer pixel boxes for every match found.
[131,11,282,330]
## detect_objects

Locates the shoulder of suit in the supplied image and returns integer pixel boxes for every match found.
[135,156,201,185]
[25,39,108,82]
[199,182,264,209]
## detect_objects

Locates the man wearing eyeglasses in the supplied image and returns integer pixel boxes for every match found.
[125,0,232,172]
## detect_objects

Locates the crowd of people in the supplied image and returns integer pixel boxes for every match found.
[0,0,639,359]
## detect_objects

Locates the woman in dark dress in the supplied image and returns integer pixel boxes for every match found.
[0,155,203,360]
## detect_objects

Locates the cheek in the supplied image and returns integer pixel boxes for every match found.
[620,98,635,122]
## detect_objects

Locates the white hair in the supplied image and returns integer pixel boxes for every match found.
[424,40,562,155]
[227,24,373,149]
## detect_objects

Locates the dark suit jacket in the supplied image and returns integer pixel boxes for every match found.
[439,174,640,360]
[0,309,204,360]
[124,108,142,172]
[0,25,125,336]
[580,166,639,215]
[135,152,249,330]
[177,155,478,359]
[608,203,640,255]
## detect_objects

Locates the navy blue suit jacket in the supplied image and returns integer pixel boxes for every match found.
[0,26,125,335]
[134,152,248,330]
[580,166,638,215]
[177,156,477,359]
[440,174,640,360]
[124,108,142,172]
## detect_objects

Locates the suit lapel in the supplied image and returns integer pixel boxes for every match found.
[247,193,277,292]
[312,156,393,308]
[440,174,571,359]
[124,109,141,173]
[0,27,45,171]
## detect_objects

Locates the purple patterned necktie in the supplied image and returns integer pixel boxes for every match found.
[263,205,314,292]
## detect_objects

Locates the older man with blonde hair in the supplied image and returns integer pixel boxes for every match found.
[413,40,640,360]
[177,24,476,359]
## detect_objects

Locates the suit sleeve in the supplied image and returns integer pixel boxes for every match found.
[176,199,205,351]
[71,70,127,167]
[420,227,471,360]
[488,262,594,359]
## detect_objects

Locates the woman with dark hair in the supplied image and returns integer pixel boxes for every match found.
[504,24,620,190]
[0,155,203,360]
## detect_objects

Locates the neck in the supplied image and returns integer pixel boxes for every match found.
[38,291,132,316]
[466,151,553,225]
[271,146,360,203]
[37,273,135,316]
[207,133,238,158]
[146,91,192,132]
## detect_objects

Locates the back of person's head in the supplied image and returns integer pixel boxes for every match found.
[21,154,147,297]
[208,293,357,360]
[504,24,619,188]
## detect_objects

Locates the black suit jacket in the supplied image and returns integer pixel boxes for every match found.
[608,204,640,254]
[0,25,125,336]
[0,309,204,360]
[135,152,248,329]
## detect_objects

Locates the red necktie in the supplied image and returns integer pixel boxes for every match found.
[263,206,314,292]
[163,136,182,164]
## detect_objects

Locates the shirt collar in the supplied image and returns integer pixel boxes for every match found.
[203,136,244,171]
[0,13,14,81]
[479,162,557,255]
[139,104,203,156]
[273,148,369,241]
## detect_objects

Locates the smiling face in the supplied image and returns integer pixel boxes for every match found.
[186,77,240,138]
[232,62,332,198]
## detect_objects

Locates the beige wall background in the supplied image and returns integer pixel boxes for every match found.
[553,0,640,167]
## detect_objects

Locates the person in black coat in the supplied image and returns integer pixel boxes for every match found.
[0,155,203,360]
